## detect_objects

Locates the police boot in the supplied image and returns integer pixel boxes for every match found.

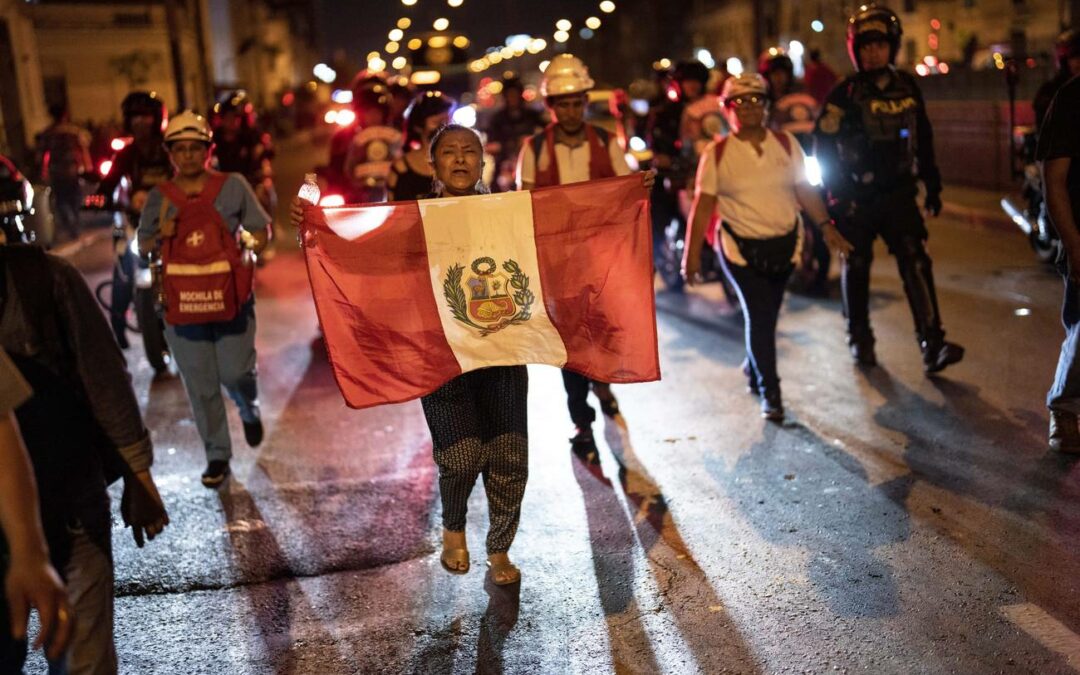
[895,239,964,374]
[842,252,876,366]
[1049,411,1080,454]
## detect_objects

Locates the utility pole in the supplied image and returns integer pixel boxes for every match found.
[164,1,188,109]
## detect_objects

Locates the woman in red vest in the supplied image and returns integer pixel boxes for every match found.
[517,54,655,463]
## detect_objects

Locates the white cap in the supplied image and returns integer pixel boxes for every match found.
[540,54,595,98]
[164,110,213,144]
[721,74,769,103]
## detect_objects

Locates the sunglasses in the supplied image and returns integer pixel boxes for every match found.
[726,95,766,108]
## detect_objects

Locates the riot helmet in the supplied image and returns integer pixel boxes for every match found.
[847,4,903,72]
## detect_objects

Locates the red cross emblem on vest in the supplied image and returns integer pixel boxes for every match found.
[186,230,205,248]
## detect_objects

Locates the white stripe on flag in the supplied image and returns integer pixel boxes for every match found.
[419,191,568,373]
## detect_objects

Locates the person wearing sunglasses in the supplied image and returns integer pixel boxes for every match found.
[683,74,852,421]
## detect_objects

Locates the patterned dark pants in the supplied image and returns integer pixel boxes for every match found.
[421,366,529,554]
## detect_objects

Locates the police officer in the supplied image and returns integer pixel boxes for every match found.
[814,4,963,373]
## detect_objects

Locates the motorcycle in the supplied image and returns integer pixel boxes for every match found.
[84,190,171,376]
[1000,59,1060,266]
[1000,126,1059,265]
[0,155,41,244]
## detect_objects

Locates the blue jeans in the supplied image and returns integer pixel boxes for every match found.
[165,305,259,462]
[1048,275,1080,414]
[721,253,792,394]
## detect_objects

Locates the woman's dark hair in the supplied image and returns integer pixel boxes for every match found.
[428,124,489,195]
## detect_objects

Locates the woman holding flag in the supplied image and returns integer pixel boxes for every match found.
[294,124,527,585]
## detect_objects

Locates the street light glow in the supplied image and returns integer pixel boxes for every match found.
[453,36,470,49]
[726,57,744,76]
[554,30,569,43]
[386,42,400,54]
[402,0,416,5]
[586,16,601,30]
[811,20,825,32]
[528,38,547,53]
[313,63,337,83]
[397,17,411,29]
[448,0,464,6]
[389,28,403,41]
[556,19,572,32]
[392,56,407,70]
[368,57,387,72]
[539,59,550,72]
[599,1,616,13]
[433,17,449,31]
[408,38,422,50]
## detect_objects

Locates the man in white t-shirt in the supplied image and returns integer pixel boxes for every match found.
[516,54,653,460]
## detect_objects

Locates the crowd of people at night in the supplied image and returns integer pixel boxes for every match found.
[1,3,1079,673]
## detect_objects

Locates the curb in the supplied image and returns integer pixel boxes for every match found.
[50,228,112,259]
[941,199,1014,233]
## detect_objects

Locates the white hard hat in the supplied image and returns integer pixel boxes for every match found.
[540,54,595,98]
[721,74,769,103]
[164,110,213,145]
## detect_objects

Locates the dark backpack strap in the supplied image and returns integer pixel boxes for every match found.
[770,130,793,156]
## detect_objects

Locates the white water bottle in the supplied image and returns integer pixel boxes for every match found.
[298,172,320,205]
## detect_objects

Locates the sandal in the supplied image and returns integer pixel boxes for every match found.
[487,555,521,586]
[441,530,469,574]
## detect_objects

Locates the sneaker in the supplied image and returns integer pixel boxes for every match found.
[761,390,784,422]
[1049,411,1080,454]
[201,460,231,488]
[243,415,264,447]
[570,426,599,464]
[922,340,964,374]
[741,359,759,396]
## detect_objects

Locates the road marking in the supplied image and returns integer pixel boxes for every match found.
[1001,603,1080,670]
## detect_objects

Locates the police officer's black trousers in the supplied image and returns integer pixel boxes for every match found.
[421,366,528,555]
[838,189,946,348]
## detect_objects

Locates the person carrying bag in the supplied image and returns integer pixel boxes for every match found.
[683,74,853,421]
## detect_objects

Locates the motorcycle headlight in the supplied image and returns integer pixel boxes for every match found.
[804,156,823,188]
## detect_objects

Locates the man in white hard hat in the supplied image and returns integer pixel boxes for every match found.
[138,111,271,488]
[516,54,655,462]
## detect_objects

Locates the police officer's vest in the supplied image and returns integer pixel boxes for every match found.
[528,123,616,188]
[836,71,921,189]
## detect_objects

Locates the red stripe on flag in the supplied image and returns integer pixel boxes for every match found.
[301,203,461,409]
[531,175,661,383]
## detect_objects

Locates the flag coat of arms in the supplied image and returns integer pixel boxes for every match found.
[301,174,660,409]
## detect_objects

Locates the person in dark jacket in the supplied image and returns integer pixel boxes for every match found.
[0,244,168,674]
[813,4,963,373]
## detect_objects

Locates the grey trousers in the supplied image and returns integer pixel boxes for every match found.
[164,310,259,462]
[46,525,116,675]
[421,366,529,555]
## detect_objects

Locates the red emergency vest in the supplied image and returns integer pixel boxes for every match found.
[157,172,253,325]
[529,123,616,188]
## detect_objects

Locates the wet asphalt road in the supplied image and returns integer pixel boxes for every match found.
[24,139,1080,674]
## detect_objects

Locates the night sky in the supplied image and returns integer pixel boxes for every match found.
[315,0,603,64]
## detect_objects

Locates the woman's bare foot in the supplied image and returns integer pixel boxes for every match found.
[441,529,469,574]
[487,552,521,585]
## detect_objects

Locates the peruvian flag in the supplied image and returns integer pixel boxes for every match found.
[300,174,660,409]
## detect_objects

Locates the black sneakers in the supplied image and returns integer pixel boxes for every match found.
[570,426,599,465]
[761,390,784,422]
[243,416,264,447]
[849,338,877,367]
[922,340,964,374]
[201,460,231,488]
